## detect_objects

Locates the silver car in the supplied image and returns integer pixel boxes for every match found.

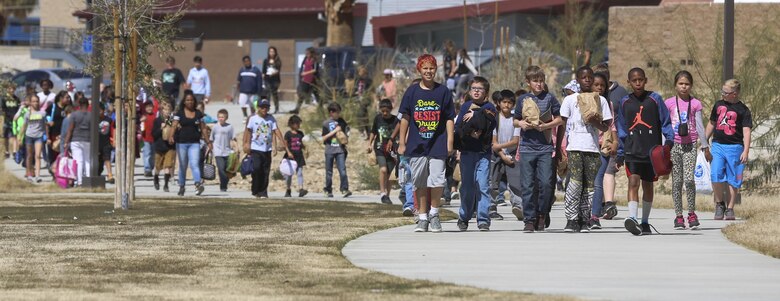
[11,68,94,99]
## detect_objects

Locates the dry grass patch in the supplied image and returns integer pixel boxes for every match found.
[0,196,574,300]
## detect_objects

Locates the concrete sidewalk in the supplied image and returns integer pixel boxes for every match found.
[343,199,780,301]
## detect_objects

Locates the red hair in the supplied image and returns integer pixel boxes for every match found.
[416,54,437,71]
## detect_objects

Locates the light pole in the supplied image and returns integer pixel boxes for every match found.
[723,0,734,81]
[83,0,105,189]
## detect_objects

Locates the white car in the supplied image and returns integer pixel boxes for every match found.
[12,68,94,99]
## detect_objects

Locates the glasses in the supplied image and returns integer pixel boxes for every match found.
[470,87,486,91]
[721,90,736,96]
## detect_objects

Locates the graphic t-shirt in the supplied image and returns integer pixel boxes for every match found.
[284,130,306,166]
[664,96,703,144]
[24,110,46,138]
[560,93,613,153]
[709,100,752,145]
[161,68,185,96]
[1,95,20,124]
[322,117,348,155]
[513,91,561,153]
[247,114,277,152]
[621,91,663,162]
[398,82,456,159]
[371,114,399,154]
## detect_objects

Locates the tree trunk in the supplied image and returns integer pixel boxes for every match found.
[325,0,354,47]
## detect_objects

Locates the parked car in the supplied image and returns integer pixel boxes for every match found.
[12,68,94,99]
[314,47,415,95]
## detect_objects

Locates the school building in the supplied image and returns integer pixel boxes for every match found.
[608,0,780,92]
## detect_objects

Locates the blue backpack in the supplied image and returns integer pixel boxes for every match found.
[240,155,254,178]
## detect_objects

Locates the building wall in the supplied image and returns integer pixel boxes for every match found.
[40,0,84,28]
[358,0,465,46]
[0,46,42,70]
[608,3,780,93]
[148,15,326,101]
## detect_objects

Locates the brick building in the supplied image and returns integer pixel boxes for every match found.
[608,0,780,93]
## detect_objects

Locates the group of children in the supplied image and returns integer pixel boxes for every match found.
[379,54,752,235]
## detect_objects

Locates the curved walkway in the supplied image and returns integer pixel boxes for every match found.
[343,200,780,301]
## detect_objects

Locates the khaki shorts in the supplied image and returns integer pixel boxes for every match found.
[409,157,446,190]
[155,149,176,171]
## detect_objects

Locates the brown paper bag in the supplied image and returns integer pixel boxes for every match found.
[453,163,461,182]
[522,97,540,126]
[600,130,616,156]
[368,153,377,165]
[336,131,349,145]
[577,92,602,122]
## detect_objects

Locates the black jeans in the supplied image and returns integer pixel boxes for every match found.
[251,150,272,196]
[215,156,229,191]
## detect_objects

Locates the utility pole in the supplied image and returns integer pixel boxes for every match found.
[84,0,105,189]
[723,0,734,81]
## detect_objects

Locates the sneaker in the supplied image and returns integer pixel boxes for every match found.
[602,202,618,220]
[144,171,153,177]
[496,200,508,207]
[579,220,589,233]
[380,195,392,204]
[402,207,414,217]
[641,223,652,235]
[489,211,504,220]
[442,198,452,206]
[688,212,700,230]
[624,217,641,236]
[326,192,334,198]
[589,217,602,230]
[478,223,490,231]
[414,219,429,232]
[564,220,577,233]
[511,206,523,221]
[523,222,535,233]
[451,191,460,199]
[429,214,442,233]
[35,177,42,183]
[298,189,308,197]
[457,219,468,231]
[285,189,292,198]
[674,216,686,230]
[26,176,34,182]
[195,183,204,196]
[259,195,268,199]
[535,214,546,232]
[725,208,736,220]
[220,189,227,192]
[714,202,726,220]
[342,190,352,198]
[177,186,185,196]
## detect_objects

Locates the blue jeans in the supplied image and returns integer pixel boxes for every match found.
[177,143,201,186]
[399,157,415,209]
[142,142,155,173]
[591,154,609,217]
[324,152,348,193]
[458,151,491,225]
[519,152,554,224]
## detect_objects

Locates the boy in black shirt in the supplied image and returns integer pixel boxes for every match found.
[284,115,308,197]
[368,99,399,204]
[615,67,674,236]
[704,79,752,220]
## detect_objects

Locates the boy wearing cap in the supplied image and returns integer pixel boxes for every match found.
[244,99,291,198]
[379,69,398,113]
[398,54,456,233]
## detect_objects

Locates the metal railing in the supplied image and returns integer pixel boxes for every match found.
[1,26,85,56]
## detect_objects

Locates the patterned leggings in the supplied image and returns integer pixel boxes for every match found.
[671,143,697,215]
[564,151,600,221]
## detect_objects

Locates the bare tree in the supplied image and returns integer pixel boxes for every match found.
[325,0,355,47]
[530,0,607,72]
[82,0,187,209]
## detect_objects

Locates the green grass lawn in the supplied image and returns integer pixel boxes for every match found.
[0,195,573,300]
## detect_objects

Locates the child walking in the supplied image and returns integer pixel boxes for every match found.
[20,95,48,183]
[513,66,562,232]
[489,90,520,216]
[664,71,708,229]
[244,99,289,198]
[321,102,351,198]
[284,115,308,197]
[559,67,613,233]
[588,72,619,230]
[210,109,236,192]
[705,79,751,221]
[152,102,176,192]
[615,67,674,236]
[368,99,399,204]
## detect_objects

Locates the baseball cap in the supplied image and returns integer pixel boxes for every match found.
[383,69,393,75]
[257,99,271,107]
